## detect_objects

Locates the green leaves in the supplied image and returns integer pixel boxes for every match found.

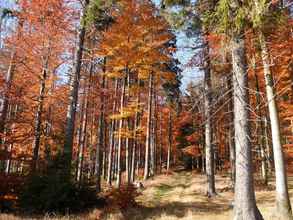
[84,0,114,30]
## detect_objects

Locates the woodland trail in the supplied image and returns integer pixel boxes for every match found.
[1,170,293,220]
[123,170,293,220]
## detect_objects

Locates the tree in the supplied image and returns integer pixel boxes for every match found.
[251,1,293,218]
[63,0,90,175]
[209,0,264,219]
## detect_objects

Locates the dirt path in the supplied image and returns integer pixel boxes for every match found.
[124,170,293,220]
[1,170,293,220]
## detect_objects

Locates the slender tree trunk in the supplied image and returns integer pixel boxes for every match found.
[150,87,157,176]
[116,77,126,187]
[63,0,89,174]
[76,63,92,183]
[227,76,236,187]
[130,82,140,183]
[125,74,131,184]
[32,58,49,171]
[231,35,263,220]
[0,50,16,149]
[259,31,293,220]
[107,79,118,185]
[158,109,163,173]
[203,40,216,197]
[253,59,268,185]
[144,73,153,180]
[167,110,172,172]
[96,63,107,192]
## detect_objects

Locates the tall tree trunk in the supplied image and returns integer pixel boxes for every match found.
[167,110,172,172]
[227,76,236,188]
[203,40,216,197]
[125,74,131,184]
[63,0,89,174]
[150,87,157,176]
[253,59,268,185]
[259,31,293,220]
[158,109,163,173]
[130,81,140,183]
[76,63,93,183]
[116,77,126,187]
[32,58,49,171]
[231,35,263,220]
[107,79,118,185]
[144,73,153,180]
[96,62,107,192]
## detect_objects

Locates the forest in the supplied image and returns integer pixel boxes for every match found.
[0,0,292,219]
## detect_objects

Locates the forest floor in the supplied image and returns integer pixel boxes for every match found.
[1,169,293,220]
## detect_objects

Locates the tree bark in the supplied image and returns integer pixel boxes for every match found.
[231,35,263,220]
[63,0,89,174]
[144,72,153,180]
[116,76,126,187]
[227,76,236,188]
[76,63,92,183]
[253,59,268,185]
[259,31,293,220]
[32,58,49,171]
[96,62,107,192]
[107,79,118,185]
[167,110,172,172]
[203,40,216,197]
[130,81,140,183]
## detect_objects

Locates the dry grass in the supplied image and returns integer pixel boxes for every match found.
[1,170,293,220]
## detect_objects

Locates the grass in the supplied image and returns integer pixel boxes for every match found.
[1,170,293,219]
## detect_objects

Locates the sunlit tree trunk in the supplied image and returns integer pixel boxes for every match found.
[76,63,93,183]
[158,109,163,173]
[125,74,131,184]
[167,110,172,172]
[259,31,293,220]
[144,73,153,180]
[252,59,268,185]
[130,81,140,183]
[116,76,126,187]
[150,87,157,176]
[203,40,216,197]
[0,51,16,147]
[232,35,263,220]
[63,0,89,174]
[107,79,118,185]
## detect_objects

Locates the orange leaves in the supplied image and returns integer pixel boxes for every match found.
[99,0,175,82]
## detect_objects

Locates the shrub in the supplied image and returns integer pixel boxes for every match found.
[19,158,99,214]
[106,184,141,209]
[0,174,23,212]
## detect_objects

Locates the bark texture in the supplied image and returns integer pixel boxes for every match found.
[231,35,263,220]
[259,31,293,220]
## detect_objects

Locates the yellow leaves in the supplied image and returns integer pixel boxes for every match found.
[109,103,143,120]
[138,69,150,80]
[106,71,126,79]
[114,127,145,140]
